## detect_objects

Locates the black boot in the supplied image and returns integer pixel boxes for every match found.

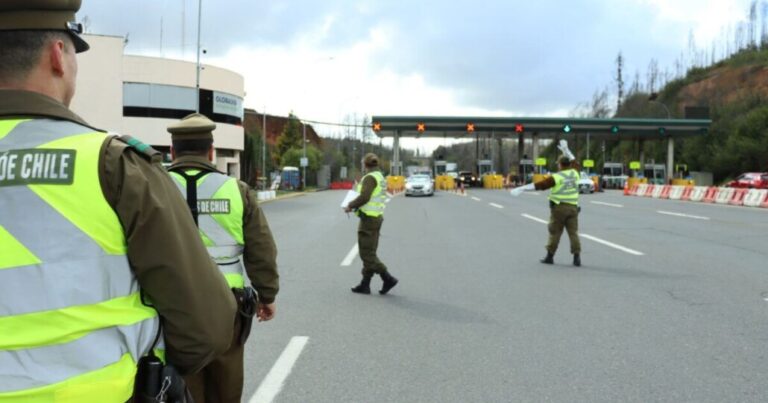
[573,254,581,267]
[540,252,554,264]
[379,272,399,295]
[351,275,372,294]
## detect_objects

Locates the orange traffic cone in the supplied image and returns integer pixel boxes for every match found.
[623,181,629,196]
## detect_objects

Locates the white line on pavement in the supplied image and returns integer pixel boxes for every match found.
[341,244,358,266]
[522,214,644,256]
[471,197,482,201]
[385,198,391,204]
[591,201,624,208]
[249,336,310,403]
[580,234,644,256]
[657,210,710,220]
[521,213,548,224]
[490,203,504,209]
[525,192,541,196]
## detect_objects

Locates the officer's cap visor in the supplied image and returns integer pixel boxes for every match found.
[66,21,88,53]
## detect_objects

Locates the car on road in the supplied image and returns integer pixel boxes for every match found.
[457,171,481,187]
[726,172,768,189]
[578,172,595,194]
[405,174,434,196]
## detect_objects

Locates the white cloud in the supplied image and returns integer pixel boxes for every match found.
[638,0,751,45]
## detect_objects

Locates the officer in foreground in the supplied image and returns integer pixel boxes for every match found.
[167,114,280,403]
[511,155,582,266]
[344,153,399,294]
[0,1,236,401]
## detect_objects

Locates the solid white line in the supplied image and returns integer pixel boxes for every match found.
[249,336,310,403]
[521,214,644,256]
[580,233,644,256]
[490,203,504,209]
[657,210,710,220]
[340,244,358,266]
[591,201,624,208]
[471,197,482,201]
[521,213,548,224]
[525,192,541,196]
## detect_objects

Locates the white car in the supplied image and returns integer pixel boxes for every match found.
[578,172,596,194]
[405,174,434,197]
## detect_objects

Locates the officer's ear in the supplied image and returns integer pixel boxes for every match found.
[170,146,176,160]
[208,145,214,162]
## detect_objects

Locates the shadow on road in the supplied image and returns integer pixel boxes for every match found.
[381,294,496,325]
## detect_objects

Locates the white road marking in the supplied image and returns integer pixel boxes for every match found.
[525,192,541,196]
[341,244,358,266]
[385,198,391,204]
[521,214,644,256]
[580,234,644,256]
[471,197,482,201]
[521,214,549,224]
[490,203,504,209]
[249,336,310,403]
[591,201,624,208]
[657,210,710,220]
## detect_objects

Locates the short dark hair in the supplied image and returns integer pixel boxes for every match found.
[172,139,213,156]
[0,30,71,83]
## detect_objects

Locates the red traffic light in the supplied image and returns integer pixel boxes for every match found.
[372,122,382,131]
[514,124,524,133]
[417,123,426,132]
[466,123,475,133]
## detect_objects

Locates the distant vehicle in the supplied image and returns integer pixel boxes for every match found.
[578,172,596,194]
[601,162,627,189]
[457,171,480,187]
[726,172,768,189]
[405,174,434,197]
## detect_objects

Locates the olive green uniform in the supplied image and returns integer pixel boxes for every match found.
[172,155,279,403]
[535,172,582,255]
[0,90,237,375]
[348,174,389,276]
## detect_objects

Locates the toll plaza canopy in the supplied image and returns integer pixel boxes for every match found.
[371,115,712,178]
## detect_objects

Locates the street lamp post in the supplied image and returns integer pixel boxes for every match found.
[195,0,202,113]
[302,123,307,190]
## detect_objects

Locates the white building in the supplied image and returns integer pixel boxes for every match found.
[70,34,245,177]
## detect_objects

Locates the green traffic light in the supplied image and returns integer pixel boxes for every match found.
[659,127,666,135]
[611,125,619,134]
[563,124,571,133]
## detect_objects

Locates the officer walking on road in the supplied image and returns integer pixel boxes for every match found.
[0,1,236,401]
[344,153,399,295]
[167,114,280,403]
[512,155,582,266]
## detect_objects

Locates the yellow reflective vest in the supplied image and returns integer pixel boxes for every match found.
[356,171,386,217]
[548,169,580,206]
[0,118,160,402]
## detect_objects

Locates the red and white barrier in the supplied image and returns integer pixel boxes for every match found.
[689,186,707,202]
[715,187,735,204]
[702,187,719,203]
[728,188,749,206]
[669,186,685,200]
[680,186,695,201]
[644,185,656,197]
[635,184,649,197]
[743,189,768,207]
[651,185,665,198]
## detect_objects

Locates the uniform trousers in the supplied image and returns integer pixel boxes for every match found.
[546,202,581,255]
[184,314,244,403]
[358,214,389,277]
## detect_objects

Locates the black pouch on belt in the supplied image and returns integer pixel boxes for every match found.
[233,286,258,345]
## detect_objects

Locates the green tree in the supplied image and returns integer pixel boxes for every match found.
[240,126,273,188]
[275,113,303,162]
[280,146,323,171]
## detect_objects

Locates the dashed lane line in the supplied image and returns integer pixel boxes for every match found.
[471,197,482,201]
[490,203,504,209]
[657,210,710,220]
[340,244,358,266]
[521,213,644,256]
[249,336,310,403]
[591,201,624,208]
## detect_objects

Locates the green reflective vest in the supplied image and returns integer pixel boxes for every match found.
[549,169,580,206]
[169,170,246,289]
[356,171,386,217]
[0,118,160,402]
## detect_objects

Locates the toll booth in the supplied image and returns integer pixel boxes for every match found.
[434,160,447,176]
[519,159,535,184]
[477,159,493,177]
[602,162,627,189]
[643,164,666,185]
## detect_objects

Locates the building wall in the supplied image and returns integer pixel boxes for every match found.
[70,34,244,177]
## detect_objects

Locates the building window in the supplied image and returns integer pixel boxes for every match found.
[123,82,242,125]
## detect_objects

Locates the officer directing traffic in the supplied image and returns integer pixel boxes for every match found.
[167,114,280,403]
[512,149,582,266]
[344,153,399,295]
[0,1,236,401]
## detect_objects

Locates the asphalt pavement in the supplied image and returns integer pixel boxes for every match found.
[242,188,768,403]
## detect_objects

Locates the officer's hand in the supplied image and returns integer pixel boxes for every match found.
[257,303,276,322]
[509,187,525,197]
[343,206,352,213]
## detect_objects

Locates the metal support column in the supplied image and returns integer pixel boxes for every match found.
[532,133,540,161]
[667,137,675,183]
[392,130,401,176]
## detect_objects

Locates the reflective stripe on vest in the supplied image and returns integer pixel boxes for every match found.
[548,169,580,205]
[170,170,246,288]
[0,118,159,400]
[356,171,386,217]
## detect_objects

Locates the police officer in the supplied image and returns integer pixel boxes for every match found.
[517,156,582,266]
[0,2,236,401]
[344,153,398,294]
[166,114,280,403]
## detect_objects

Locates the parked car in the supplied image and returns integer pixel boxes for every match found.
[726,172,768,189]
[457,171,481,187]
[578,172,595,194]
[405,174,434,197]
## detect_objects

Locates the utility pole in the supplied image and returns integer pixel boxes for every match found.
[195,0,202,113]
[262,107,266,190]
[302,122,307,189]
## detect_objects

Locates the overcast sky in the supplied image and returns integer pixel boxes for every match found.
[80,0,753,148]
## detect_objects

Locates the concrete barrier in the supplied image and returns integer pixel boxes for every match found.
[702,187,719,203]
[651,185,665,198]
[680,186,694,201]
[644,185,656,197]
[257,190,277,201]
[715,187,735,204]
[689,186,707,202]
[636,184,649,197]
[668,186,685,200]
[728,188,749,206]
[744,189,768,207]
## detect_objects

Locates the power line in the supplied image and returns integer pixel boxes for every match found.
[299,117,372,129]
